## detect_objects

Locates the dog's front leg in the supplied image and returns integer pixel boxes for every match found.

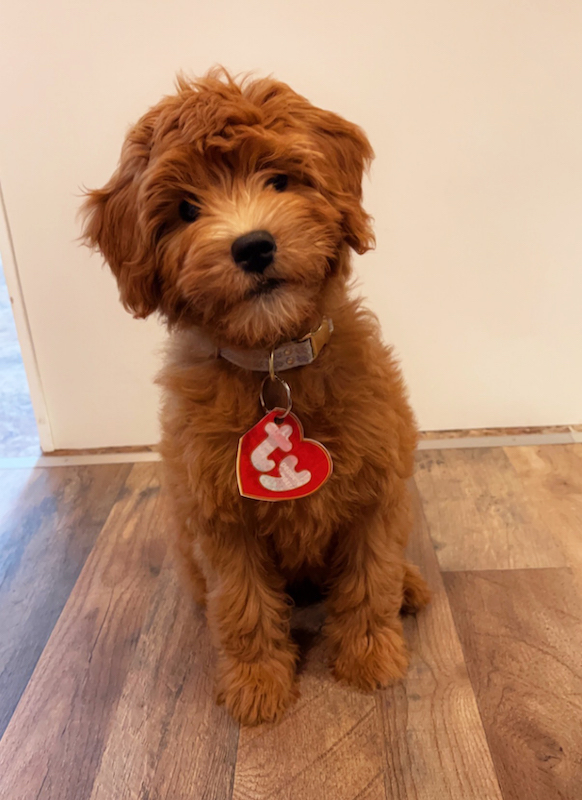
[325,499,410,690]
[199,528,298,726]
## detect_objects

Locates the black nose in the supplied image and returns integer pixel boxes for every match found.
[231,230,276,273]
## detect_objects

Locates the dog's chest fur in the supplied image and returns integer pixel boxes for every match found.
[158,300,416,582]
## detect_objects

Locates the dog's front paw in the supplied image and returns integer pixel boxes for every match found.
[216,652,298,726]
[331,625,409,691]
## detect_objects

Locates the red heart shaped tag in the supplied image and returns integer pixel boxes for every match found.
[237,409,333,501]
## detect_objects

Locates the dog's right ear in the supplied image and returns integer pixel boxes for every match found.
[81,113,161,319]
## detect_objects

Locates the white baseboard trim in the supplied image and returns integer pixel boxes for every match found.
[417,431,576,450]
[0,428,579,469]
[0,450,161,469]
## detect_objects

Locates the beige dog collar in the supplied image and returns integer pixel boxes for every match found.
[219,317,333,372]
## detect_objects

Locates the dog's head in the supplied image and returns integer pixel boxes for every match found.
[82,70,374,347]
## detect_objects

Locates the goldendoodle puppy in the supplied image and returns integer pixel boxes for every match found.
[82,70,430,726]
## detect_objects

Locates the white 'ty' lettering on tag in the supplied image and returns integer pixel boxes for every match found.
[259,455,312,492]
[250,421,293,472]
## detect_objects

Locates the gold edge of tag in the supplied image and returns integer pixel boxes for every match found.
[235,435,245,496]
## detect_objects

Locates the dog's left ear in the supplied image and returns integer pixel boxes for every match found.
[307,108,375,254]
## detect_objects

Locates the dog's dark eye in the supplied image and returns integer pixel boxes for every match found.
[179,199,201,223]
[266,174,288,192]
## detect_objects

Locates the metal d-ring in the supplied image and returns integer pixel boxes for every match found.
[260,372,292,420]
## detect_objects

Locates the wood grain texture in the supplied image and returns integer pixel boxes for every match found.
[0,462,239,800]
[445,569,582,800]
[1,444,580,799]
[0,464,130,737]
[0,464,168,800]
[414,448,567,571]
[232,601,387,800]
[503,445,582,585]
[88,565,238,800]
[231,483,502,800]
[378,483,503,800]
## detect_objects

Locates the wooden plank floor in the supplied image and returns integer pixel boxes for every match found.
[0,445,581,799]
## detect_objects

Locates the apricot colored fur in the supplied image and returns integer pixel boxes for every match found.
[82,69,429,726]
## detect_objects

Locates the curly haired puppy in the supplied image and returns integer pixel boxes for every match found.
[82,70,430,726]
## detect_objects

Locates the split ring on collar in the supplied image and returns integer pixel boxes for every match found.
[260,374,292,421]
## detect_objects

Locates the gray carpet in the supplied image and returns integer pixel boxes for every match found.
[0,262,40,457]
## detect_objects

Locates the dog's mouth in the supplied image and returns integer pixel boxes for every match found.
[247,277,285,298]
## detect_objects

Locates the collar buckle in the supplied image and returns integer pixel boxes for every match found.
[299,317,334,360]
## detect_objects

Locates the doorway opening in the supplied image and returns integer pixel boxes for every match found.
[0,259,40,458]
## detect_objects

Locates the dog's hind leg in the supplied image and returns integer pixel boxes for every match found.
[401,561,431,614]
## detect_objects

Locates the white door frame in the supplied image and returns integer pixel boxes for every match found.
[0,182,55,452]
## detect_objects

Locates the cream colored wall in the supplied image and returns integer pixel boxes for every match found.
[0,1,580,448]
